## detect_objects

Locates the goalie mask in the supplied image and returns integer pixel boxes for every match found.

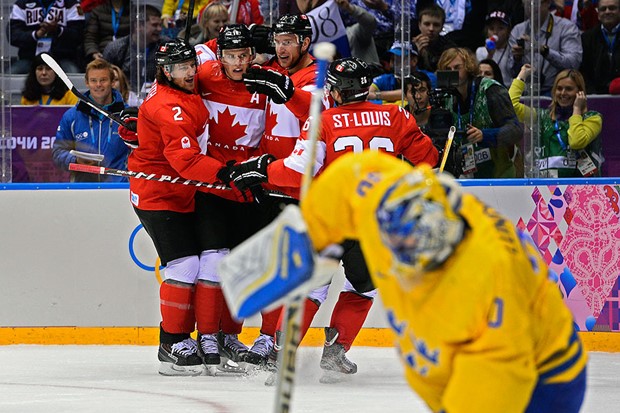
[376,164,465,288]
[326,57,372,104]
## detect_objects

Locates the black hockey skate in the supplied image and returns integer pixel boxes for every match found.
[214,332,249,375]
[319,327,357,383]
[158,338,205,376]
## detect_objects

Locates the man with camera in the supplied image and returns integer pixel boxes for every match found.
[436,47,523,178]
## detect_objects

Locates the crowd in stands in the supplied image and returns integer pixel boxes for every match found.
[5,0,617,180]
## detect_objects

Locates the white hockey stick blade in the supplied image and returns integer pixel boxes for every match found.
[70,150,105,162]
[40,53,75,90]
[218,205,317,319]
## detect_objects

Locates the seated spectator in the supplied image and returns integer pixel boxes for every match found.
[178,1,228,46]
[335,0,380,65]
[555,0,600,31]
[479,58,506,86]
[162,0,209,33]
[510,64,603,177]
[509,0,582,95]
[20,54,79,105]
[475,10,513,88]
[111,63,139,106]
[8,0,85,74]
[103,5,165,93]
[52,58,129,182]
[83,0,131,62]
[413,4,457,72]
[437,0,488,52]
[437,47,523,178]
[581,0,620,94]
[369,41,435,106]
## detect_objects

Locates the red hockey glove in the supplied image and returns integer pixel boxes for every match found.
[118,107,139,149]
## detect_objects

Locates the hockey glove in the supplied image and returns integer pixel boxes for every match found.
[249,24,275,54]
[243,67,295,104]
[118,107,139,149]
[229,154,276,192]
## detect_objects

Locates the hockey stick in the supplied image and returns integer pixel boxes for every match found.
[439,126,456,173]
[68,163,294,199]
[273,42,336,413]
[183,0,196,44]
[69,163,231,189]
[40,53,127,127]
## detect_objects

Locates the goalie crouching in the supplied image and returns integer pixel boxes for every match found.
[220,150,587,412]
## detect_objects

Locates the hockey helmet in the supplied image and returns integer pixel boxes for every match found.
[217,24,253,52]
[326,57,372,103]
[155,39,196,66]
[376,164,465,286]
[273,14,313,40]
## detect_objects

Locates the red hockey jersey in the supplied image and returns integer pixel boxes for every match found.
[267,101,439,189]
[129,82,222,212]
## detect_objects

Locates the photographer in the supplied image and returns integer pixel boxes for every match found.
[437,47,522,178]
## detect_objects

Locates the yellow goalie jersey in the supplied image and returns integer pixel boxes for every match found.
[301,151,587,413]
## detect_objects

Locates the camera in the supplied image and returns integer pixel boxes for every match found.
[415,70,465,176]
[517,38,525,48]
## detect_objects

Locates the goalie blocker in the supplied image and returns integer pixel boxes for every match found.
[218,205,316,319]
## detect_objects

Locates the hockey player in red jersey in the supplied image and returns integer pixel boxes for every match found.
[235,57,438,379]
[128,38,249,375]
[192,24,284,370]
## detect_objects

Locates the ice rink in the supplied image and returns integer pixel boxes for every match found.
[0,345,618,413]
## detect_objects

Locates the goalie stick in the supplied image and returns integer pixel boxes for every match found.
[273,42,336,413]
[40,53,128,128]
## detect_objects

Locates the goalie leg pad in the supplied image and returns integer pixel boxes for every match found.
[329,291,374,352]
[218,205,316,319]
[163,255,200,284]
[160,280,196,334]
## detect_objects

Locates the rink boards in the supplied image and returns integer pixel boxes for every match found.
[1,180,619,351]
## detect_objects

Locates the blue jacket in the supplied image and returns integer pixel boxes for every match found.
[53,89,129,182]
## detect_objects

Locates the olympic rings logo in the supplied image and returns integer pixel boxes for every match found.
[128,224,164,284]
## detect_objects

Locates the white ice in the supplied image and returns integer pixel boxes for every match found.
[0,346,618,413]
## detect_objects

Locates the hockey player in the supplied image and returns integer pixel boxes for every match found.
[300,150,587,413]
[228,149,587,412]
[192,24,283,370]
[233,57,438,378]
[127,38,246,375]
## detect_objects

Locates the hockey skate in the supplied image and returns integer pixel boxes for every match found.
[319,327,357,383]
[158,337,205,376]
[216,332,249,375]
[244,333,275,366]
[263,331,281,386]
[197,334,221,376]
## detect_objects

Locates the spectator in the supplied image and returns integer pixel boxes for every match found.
[509,0,582,95]
[475,10,513,88]
[111,63,139,105]
[215,0,264,25]
[20,54,78,105]
[438,0,488,52]
[280,0,327,15]
[581,0,620,94]
[510,64,603,177]
[161,0,209,32]
[177,1,228,46]
[369,41,432,106]
[8,0,85,74]
[488,0,525,26]
[335,0,380,65]
[103,5,165,93]
[413,4,457,72]
[83,0,131,63]
[437,47,523,178]
[52,58,129,182]
[479,58,506,86]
